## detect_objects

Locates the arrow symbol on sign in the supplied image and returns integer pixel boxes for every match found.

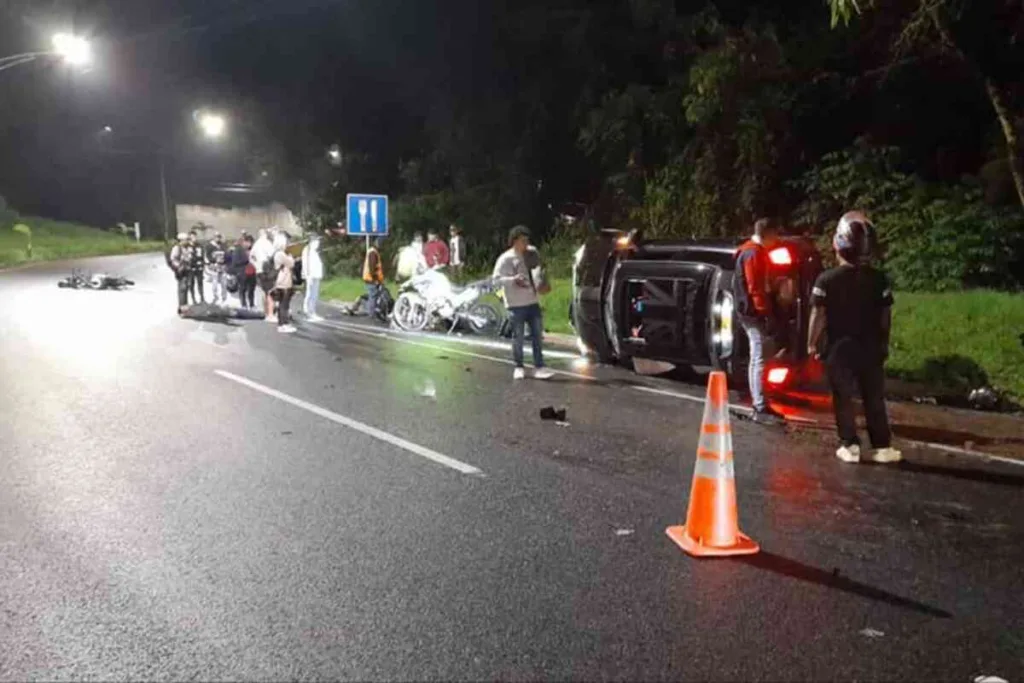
[358,200,368,233]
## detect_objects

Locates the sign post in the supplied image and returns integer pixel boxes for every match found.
[346,194,389,238]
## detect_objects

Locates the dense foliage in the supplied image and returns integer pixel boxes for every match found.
[308,1,1024,291]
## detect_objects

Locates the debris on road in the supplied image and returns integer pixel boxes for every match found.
[974,676,1009,683]
[418,379,437,399]
[615,529,635,536]
[555,421,570,428]
[858,628,885,638]
[540,406,567,421]
[180,303,265,321]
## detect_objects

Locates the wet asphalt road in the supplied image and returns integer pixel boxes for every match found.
[1,253,1022,682]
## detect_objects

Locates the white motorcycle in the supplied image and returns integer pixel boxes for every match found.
[392,266,501,335]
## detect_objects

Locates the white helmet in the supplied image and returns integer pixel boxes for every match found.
[833,210,877,264]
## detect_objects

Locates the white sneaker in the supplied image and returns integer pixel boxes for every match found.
[278,325,296,334]
[533,368,555,380]
[836,444,861,463]
[266,315,278,324]
[308,314,323,322]
[513,367,526,380]
[871,447,903,464]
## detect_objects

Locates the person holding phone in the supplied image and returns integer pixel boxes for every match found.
[492,225,554,380]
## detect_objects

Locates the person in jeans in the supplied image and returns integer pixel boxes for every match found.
[168,232,191,314]
[808,210,901,464]
[186,231,205,304]
[492,225,554,380]
[301,234,324,320]
[363,237,385,320]
[734,217,786,425]
[271,232,297,333]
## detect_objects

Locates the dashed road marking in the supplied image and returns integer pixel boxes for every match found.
[215,369,484,476]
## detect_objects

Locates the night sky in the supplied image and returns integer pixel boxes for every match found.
[0,0,488,228]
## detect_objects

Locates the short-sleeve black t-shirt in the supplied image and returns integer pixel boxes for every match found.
[812,264,894,352]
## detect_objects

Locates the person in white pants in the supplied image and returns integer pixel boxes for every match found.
[301,235,324,320]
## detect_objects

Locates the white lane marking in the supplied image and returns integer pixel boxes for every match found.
[316,309,581,359]
[311,318,598,382]
[907,441,1024,467]
[310,319,1024,467]
[214,370,484,476]
[631,385,754,417]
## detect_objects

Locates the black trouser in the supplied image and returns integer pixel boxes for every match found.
[176,273,189,309]
[826,337,892,449]
[274,288,293,325]
[188,270,205,303]
[241,273,256,308]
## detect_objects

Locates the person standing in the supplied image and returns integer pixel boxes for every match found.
[205,231,228,305]
[230,235,256,309]
[449,225,465,280]
[423,229,450,269]
[363,237,385,320]
[168,232,190,315]
[301,234,324,320]
[271,232,297,333]
[808,211,901,464]
[734,217,786,425]
[492,225,554,380]
[250,228,277,322]
[395,233,427,282]
[186,231,206,304]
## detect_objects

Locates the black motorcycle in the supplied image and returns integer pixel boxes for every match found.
[57,269,135,290]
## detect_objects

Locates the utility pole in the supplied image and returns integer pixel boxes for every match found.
[159,153,170,241]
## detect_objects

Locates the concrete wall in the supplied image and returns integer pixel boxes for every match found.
[175,202,302,240]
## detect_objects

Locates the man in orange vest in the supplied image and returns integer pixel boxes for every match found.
[363,238,385,319]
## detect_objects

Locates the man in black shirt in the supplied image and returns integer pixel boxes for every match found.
[807,211,902,464]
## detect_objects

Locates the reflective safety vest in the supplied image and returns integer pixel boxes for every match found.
[363,247,383,283]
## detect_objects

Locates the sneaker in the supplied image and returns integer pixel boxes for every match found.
[752,407,785,425]
[533,368,555,380]
[870,447,903,464]
[836,444,861,463]
[278,325,296,334]
[266,315,278,324]
[308,314,323,322]
[513,367,526,380]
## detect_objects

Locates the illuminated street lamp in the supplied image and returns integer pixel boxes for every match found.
[51,33,92,67]
[0,33,92,74]
[197,111,227,140]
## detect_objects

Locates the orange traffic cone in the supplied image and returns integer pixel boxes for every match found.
[666,371,760,557]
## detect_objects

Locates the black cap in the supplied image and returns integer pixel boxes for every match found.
[508,224,530,246]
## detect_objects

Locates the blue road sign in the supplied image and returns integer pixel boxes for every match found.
[346,193,389,236]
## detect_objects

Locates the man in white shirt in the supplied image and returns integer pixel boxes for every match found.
[301,235,324,320]
[492,225,554,380]
[449,225,465,280]
[249,228,277,322]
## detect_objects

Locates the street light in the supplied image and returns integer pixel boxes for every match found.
[0,33,92,74]
[51,33,92,67]
[197,112,227,139]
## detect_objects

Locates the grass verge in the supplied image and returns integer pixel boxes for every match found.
[887,291,1024,401]
[322,276,1021,399]
[0,216,162,269]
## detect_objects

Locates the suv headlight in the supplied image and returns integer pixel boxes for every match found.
[712,292,735,358]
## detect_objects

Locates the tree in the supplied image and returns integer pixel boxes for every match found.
[828,0,1024,211]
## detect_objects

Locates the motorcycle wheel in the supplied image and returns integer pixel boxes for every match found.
[393,292,429,331]
[466,303,501,336]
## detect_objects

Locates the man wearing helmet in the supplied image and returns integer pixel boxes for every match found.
[807,211,902,464]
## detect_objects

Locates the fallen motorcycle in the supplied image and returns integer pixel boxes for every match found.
[392,267,500,335]
[57,270,135,290]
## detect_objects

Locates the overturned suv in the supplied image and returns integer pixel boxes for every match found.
[570,229,823,391]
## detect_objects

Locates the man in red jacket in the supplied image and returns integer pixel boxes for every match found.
[423,229,450,268]
[734,217,786,425]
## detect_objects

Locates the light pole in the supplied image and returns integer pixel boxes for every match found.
[94,110,229,241]
[0,33,92,74]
